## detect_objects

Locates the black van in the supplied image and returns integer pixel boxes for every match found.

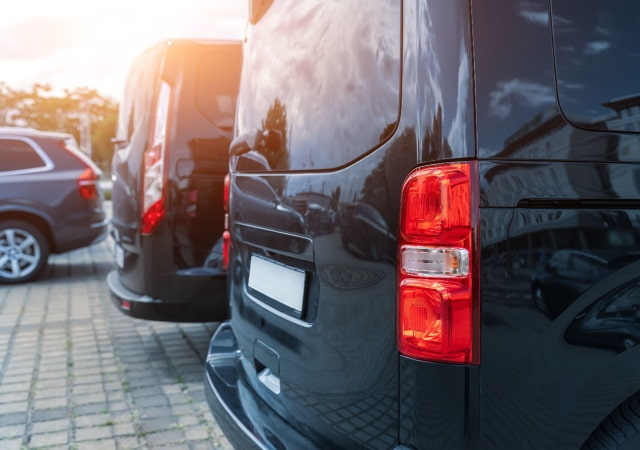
[205,1,640,448]
[107,39,241,322]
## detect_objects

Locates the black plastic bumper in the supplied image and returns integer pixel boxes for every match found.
[106,270,228,322]
[204,322,319,450]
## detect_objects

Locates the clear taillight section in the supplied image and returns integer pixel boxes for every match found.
[141,81,171,236]
[398,162,479,364]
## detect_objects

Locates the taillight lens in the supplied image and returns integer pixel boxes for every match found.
[222,230,231,270]
[223,174,230,212]
[222,174,231,270]
[77,167,98,199]
[398,162,479,364]
[141,81,171,236]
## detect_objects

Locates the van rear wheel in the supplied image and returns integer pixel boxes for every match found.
[0,220,50,284]
[582,392,640,449]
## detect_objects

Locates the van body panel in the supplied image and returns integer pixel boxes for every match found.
[109,40,241,321]
[207,0,640,448]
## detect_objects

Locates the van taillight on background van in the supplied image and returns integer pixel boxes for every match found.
[141,81,171,235]
[222,174,231,270]
[398,162,479,364]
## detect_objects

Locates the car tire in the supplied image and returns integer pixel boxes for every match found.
[0,220,50,284]
[583,392,640,450]
[532,284,551,317]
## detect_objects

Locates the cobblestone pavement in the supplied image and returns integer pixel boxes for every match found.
[0,238,233,450]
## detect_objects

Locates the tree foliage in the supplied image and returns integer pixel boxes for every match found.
[0,82,119,173]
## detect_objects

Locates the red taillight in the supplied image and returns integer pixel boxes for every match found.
[222,174,231,270]
[141,198,165,235]
[222,230,231,270]
[141,81,171,236]
[398,162,479,364]
[77,167,98,199]
[223,174,230,212]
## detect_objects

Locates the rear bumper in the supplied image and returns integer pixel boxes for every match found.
[56,218,109,253]
[204,322,318,450]
[106,269,228,322]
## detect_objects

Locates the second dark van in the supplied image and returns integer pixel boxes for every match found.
[108,39,241,322]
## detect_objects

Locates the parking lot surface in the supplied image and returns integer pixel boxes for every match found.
[0,237,232,449]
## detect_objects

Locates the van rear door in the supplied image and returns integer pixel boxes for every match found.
[227,1,404,447]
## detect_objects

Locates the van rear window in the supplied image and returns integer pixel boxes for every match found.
[551,1,640,133]
[236,0,401,171]
[196,48,242,130]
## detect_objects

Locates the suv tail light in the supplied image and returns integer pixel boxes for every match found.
[77,167,98,199]
[222,174,231,270]
[398,162,479,364]
[141,81,171,236]
[57,138,100,200]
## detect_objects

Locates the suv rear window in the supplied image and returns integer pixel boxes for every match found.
[236,0,401,171]
[0,139,48,173]
[551,1,640,132]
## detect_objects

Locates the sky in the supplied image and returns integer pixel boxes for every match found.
[0,0,248,101]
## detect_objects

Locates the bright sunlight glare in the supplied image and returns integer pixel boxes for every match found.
[0,0,248,100]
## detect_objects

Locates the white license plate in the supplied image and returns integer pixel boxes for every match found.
[114,245,124,268]
[248,255,306,312]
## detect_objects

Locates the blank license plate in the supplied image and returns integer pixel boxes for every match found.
[248,255,305,312]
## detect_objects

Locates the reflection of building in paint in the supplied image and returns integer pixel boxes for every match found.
[481,93,640,254]
[603,93,640,133]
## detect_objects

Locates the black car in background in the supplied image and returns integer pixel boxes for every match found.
[205,1,640,449]
[107,39,242,322]
[0,127,107,283]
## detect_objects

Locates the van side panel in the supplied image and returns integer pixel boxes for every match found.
[474,0,640,447]
[111,46,161,246]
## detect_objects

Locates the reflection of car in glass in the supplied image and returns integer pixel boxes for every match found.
[107,39,241,322]
[531,250,613,318]
[205,1,640,449]
[0,128,107,283]
[339,202,394,260]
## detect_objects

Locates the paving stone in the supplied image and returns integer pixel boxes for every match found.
[0,424,24,439]
[0,401,29,414]
[112,422,136,437]
[29,430,68,447]
[0,413,27,427]
[0,437,23,450]
[144,429,186,447]
[75,413,111,428]
[184,426,209,441]
[34,396,67,410]
[31,418,70,434]
[73,402,109,415]
[31,407,68,422]
[76,425,113,442]
[116,436,141,449]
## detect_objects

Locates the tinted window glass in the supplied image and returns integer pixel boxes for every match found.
[0,139,46,172]
[236,0,401,171]
[551,1,640,132]
[196,48,242,130]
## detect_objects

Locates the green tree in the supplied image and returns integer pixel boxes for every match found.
[0,82,118,174]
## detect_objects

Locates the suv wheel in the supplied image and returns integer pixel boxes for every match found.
[0,220,50,283]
